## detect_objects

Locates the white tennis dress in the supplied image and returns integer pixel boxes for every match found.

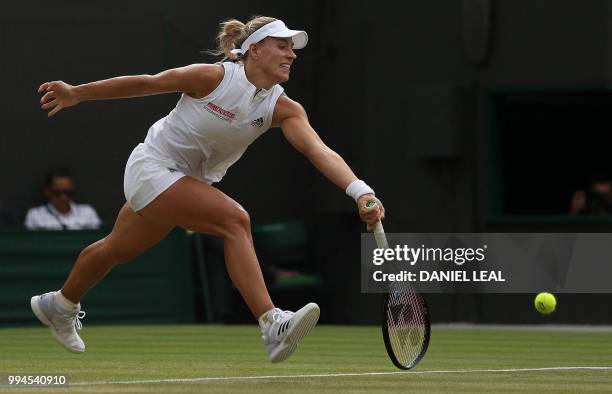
[124,62,285,211]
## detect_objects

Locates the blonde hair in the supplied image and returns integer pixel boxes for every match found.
[212,16,278,62]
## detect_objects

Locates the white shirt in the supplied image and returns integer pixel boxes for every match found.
[24,202,102,230]
[143,62,285,184]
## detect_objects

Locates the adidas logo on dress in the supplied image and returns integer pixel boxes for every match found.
[250,117,264,127]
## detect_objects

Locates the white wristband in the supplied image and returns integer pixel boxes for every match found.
[345,179,375,202]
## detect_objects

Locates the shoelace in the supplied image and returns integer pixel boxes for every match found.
[60,310,86,331]
[75,311,86,330]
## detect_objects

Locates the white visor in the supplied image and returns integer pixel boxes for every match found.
[230,20,308,56]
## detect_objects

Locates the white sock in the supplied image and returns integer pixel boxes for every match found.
[54,290,78,310]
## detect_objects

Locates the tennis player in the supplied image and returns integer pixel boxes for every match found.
[31,16,384,363]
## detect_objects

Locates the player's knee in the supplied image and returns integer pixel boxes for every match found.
[222,205,251,238]
[78,237,119,264]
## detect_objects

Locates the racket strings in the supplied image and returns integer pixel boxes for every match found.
[387,288,427,367]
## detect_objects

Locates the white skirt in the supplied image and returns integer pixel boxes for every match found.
[123,143,186,211]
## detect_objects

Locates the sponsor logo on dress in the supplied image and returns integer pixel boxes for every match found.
[205,102,236,122]
[250,117,264,128]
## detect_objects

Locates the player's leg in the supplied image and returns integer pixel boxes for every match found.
[138,177,320,362]
[138,176,273,318]
[61,202,175,302]
[31,203,173,353]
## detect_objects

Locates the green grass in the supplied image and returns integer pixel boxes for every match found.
[1,325,611,393]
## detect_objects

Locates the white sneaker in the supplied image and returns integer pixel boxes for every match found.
[30,292,86,353]
[261,303,320,363]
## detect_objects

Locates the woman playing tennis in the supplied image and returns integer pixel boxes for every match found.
[31,16,384,363]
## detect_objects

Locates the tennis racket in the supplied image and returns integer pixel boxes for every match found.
[365,200,431,370]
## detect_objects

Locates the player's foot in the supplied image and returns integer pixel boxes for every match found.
[261,302,320,363]
[30,292,86,353]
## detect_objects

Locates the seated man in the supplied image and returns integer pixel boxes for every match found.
[24,169,102,230]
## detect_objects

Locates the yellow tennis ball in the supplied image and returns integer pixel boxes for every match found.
[534,292,556,314]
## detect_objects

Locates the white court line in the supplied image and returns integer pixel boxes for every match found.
[70,366,612,386]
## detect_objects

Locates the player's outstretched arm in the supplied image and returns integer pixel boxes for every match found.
[38,63,223,117]
[274,94,385,229]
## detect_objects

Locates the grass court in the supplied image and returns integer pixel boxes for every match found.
[1,324,611,393]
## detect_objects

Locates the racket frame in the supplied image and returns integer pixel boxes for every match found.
[367,203,431,370]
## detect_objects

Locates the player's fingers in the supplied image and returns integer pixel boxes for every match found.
[360,197,385,229]
[40,91,55,104]
[371,212,383,223]
[362,210,379,223]
[41,99,58,109]
[38,82,49,93]
[361,207,379,222]
[48,104,62,117]
[368,198,385,222]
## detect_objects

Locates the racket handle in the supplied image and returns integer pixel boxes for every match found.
[374,221,388,249]
[365,199,388,249]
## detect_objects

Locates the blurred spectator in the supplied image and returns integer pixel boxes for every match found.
[24,169,102,230]
[569,175,612,216]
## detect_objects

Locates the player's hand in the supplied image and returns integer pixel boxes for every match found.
[38,81,80,117]
[357,194,385,232]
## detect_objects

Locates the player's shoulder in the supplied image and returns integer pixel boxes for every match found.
[275,94,306,117]
[272,94,308,127]
[180,63,225,99]
[184,63,224,84]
